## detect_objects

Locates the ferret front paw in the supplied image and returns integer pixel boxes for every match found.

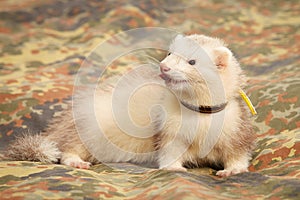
[216,168,248,177]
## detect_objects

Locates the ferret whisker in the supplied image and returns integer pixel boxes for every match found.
[144,54,160,65]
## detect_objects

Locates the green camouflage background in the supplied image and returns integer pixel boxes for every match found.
[0,0,299,199]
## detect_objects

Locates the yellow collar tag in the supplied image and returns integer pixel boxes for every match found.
[239,90,257,116]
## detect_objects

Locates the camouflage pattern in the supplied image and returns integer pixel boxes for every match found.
[0,0,299,199]
[0,161,298,200]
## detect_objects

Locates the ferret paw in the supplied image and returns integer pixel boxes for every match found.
[68,161,91,169]
[61,154,91,169]
[162,166,187,172]
[216,168,248,177]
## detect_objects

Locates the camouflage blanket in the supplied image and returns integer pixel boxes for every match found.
[0,0,299,199]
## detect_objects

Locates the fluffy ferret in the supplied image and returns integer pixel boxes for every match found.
[5,34,256,177]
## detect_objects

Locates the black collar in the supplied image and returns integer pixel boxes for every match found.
[180,101,228,114]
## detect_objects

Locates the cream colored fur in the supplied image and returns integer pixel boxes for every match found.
[6,34,255,177]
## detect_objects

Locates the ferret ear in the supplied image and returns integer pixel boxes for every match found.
[213,47,232,70]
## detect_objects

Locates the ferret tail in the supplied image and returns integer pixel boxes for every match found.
[4,132,61,163]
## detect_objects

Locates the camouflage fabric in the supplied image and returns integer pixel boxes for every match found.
[0,0,299,199]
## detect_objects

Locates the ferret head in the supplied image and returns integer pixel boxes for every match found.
[159,34,244,106]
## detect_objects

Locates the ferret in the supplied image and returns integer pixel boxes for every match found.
[5,34,256,177]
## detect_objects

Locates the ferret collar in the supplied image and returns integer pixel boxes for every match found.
[181,90,257,115]
[180,101,228,114]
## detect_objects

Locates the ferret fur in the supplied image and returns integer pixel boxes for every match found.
[5,34,256,176]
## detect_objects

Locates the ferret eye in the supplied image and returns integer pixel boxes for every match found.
[188,60,196,65]
[167,52,171,56]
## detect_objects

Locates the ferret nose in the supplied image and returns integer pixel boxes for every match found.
[160,63,170,72]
